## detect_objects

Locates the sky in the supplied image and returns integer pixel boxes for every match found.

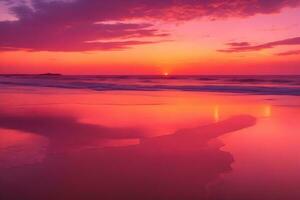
[0,0,300,75]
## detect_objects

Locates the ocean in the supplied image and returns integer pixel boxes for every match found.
[1,75,300,95]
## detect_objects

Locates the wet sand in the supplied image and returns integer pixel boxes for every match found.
[0,87,300,200]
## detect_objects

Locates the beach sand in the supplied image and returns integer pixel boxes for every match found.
[0,87,300,200]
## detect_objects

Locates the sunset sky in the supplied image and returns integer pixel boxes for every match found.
[0,0,300,75]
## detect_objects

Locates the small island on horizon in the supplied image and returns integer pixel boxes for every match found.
[39,73,62,76]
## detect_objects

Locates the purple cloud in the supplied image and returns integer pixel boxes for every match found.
[218,37,300,53]
[276,49,300,56]
[0,20,167,51]
[0,0,300,52]
[225,42,251,47]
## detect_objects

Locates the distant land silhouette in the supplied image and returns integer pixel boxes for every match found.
[39,73,62,76]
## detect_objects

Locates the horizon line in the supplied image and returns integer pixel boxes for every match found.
[1,73,300,76]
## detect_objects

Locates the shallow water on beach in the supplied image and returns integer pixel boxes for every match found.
[0,86,300,200]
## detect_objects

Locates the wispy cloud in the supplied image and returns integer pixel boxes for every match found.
[218,37,300,53]
[0,0,300,51]
[276,49,300,56]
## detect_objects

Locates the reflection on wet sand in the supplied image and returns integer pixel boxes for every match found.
[0,111,144,152]
[0,110,255,200]
[214,105,220,122]
[0,129,47,168]
[5,88,298,200]
[263,105,272,117]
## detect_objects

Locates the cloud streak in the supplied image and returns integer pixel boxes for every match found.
[0,0,300,51]
[218,37,300,53]
[276,49,300,56]
[0,20,167,51]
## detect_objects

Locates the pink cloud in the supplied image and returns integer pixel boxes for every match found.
[225,42,251,47]
[218,37,300,52]
[0,0,300,51]
[276,49,300,56]
[0,20,168,51]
